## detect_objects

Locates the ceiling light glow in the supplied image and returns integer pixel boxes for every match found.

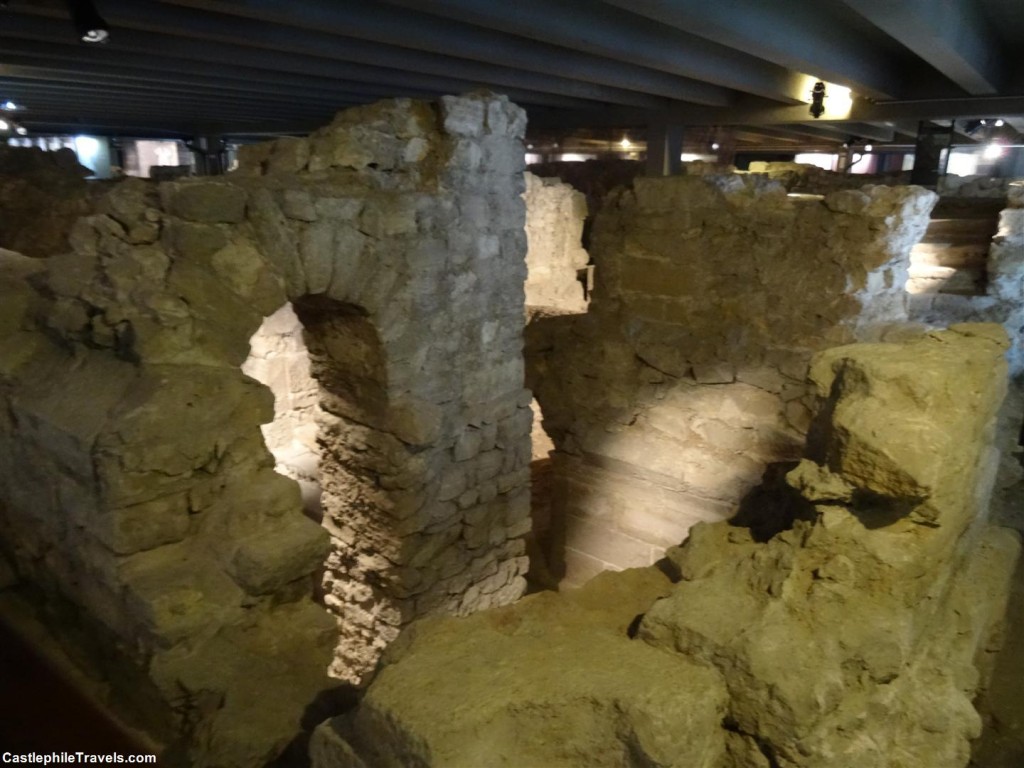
[620,137,632,149]
[0,119,9,131]
[864,144,873,152]
[984,143,1004,160]
[994,119,1005,127]
[711,142,720,150]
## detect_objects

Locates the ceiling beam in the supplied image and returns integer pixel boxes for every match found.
[527,94,1024,131]
[0,10,640,111]
[0,40,437,104]
[133,0,731,107]
[598,0,903,100]
[794,121,895,142]
[840,0,1004,95]
[379,0,806,103]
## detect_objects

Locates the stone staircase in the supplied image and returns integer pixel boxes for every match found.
[908,198,1004,296]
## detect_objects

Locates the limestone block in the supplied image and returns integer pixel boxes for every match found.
[282,189,317,222]
[266,136,310,174]
[228,515,330,596]
[314,568,728,768]
[440,95,485,137]
[161,181,247,223]
[808,325,1008,516]
[121,544,246,648]
[96,494,191,555]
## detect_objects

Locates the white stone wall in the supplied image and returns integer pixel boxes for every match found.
[523,172,589,311]
[242,303,322,514]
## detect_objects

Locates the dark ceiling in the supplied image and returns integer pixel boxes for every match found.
[1,0,1023,146]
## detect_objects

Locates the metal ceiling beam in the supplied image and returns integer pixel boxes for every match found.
[0,11,622,111]
[795,121,895,142]
[379,0,804,103]
[527,94,1024,131]
[840,0,1004,95]
[598,0,904,100]
[0,73,372,113]
[112,0,729,107]
[0,83,344,119]
[0,40,436,104]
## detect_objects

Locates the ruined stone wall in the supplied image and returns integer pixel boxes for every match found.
[747,161,911,194]
[909,183,1024,376]
[0,146,93,257]
[523,172,589,311]
[0,94,532,766]
[313,326,1019,768]
[527,176,936,585]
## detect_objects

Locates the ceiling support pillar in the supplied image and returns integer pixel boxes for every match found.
[910,121,953,187]
[189,134,228,176]
[646,121,683,176]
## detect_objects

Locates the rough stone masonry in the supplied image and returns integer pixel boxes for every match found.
[312,325,1020,768]
[0,93,533,766]
[527,175,937,585]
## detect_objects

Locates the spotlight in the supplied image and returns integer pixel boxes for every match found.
[864,144,873,152]
[1,100,18,111]
[620,136,632,149]
[809,81,826,119]
[0,118,9,131]
[711,142,720,150]
[984,143,1004,160]
[67,0,109,43]
[995,119,1005,127]
[15,125,27,135]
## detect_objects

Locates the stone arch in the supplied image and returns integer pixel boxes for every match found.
[0,93,534,764]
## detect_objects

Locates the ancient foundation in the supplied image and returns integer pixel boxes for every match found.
[0,93,533,765]
[528,176,937,585]
[312,326,1020,768]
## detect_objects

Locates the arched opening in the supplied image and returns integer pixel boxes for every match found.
[290,295,400,684]
[242,303,322,518]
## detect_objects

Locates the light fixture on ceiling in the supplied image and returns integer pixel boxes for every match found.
[809,81,826,119]
[984,143,1004,160]
[711,142,720,151]
[2,100,20,111]
[15,125,27,135]
[0,118,9,131]
[864,144,873,152]
[68,0,110,43]
[994,119,1005,127]
[620,136,632,149]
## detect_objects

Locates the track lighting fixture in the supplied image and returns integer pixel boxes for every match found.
[67,0,109,43]
[809,81,826,119]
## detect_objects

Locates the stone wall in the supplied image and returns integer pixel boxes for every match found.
[527,175,936,585]
[0,93,532,765]
[242,303,322,514]
[312,326,1019,768]
[523,172,589,311]
[909,183,1024,376]
[0,146,93,257]
[747,160,910,194]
